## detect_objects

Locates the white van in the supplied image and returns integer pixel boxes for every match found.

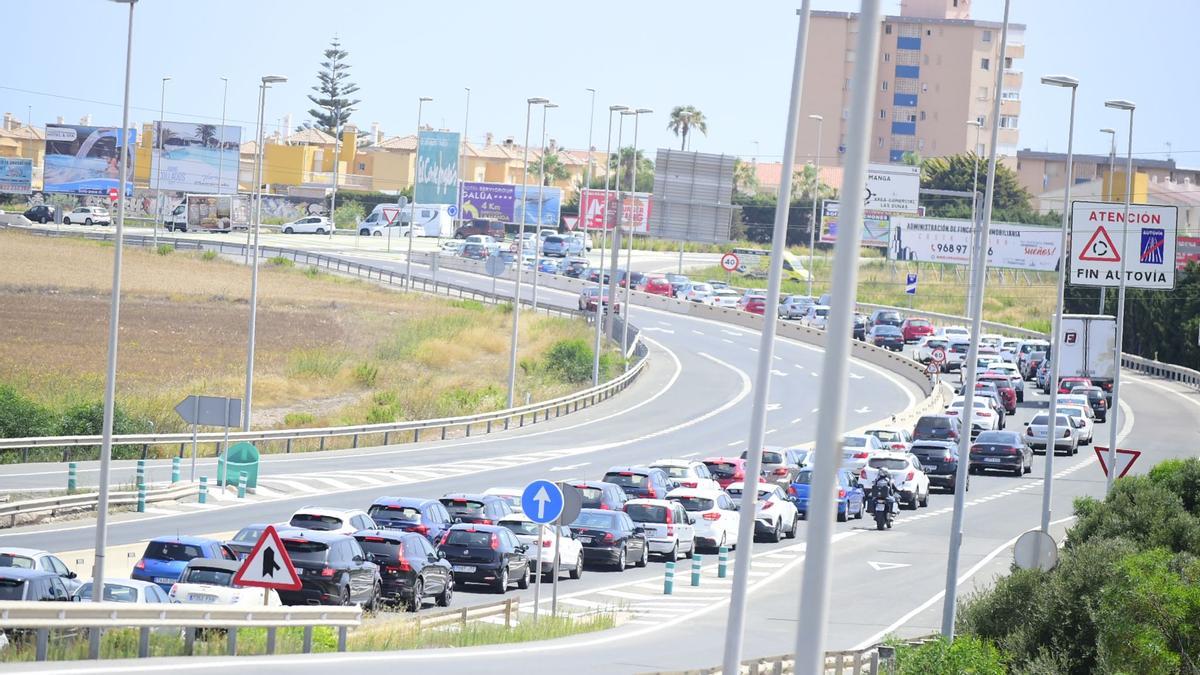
[361,203,453,238]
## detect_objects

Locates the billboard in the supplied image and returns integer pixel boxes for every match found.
[0,158,33,194]
[43,124,136,195]
[512,184,562,227]
[1176,236,1200,270]
[151,121,241,193]
[648,149,735,243]
[889,216,1061,271]
[460,181,516,221]
[580,189,652,233]
[819,200,891,248]
[415,130,460,204]
[864,163,920,214]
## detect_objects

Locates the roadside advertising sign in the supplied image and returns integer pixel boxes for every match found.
[512,184,562,227]
[865,163,920,214]
[820,200,892,247]
[1177,236,1200,270]
[151,121,241,193]
[889,216,1061,271]
[415,131,460,205]
[0,158,33,194]
[1069,201,1177,289]
[44,124,136,196]
[580,189,652,233]
[460,181,516,221]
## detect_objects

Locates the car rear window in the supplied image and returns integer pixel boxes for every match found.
[603,472,648,487]
[868,430,903,443]
[181,566,235,587]
[672,496,715,512]
[738,451,784,464]
[915,417,951,431]
[572,486,604,507]
[793,471,813,485]
[145,542,203,562]
[571,512,617,529]
[281,540,329,563]
[868,458,908,471]
[704,462,738,478]
[441,499,486,518]
[0,579,26,601]
[499,520,540,537]
[950,343,969,353]
[842,437,867,447]
[444,530,494,547]
[651,465,690,479]
[0,554,34,569]
[76,583,138,602]
[975,431,1017,444]
[233,527,264,543]
[368,505,422,522]
[357,538,403,563]
[290,513,344,531]
[908,319,931,327]
[625,504,669,523]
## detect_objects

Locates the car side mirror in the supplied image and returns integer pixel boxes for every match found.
[67,572,77,579]
[453,517,463,524]
[353,555,365,563]
[687,515,696,525]
[633,525,646,534]
[516,544,528,553]
[436,549,447,559]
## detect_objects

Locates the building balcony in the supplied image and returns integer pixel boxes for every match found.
[301,171,373,190]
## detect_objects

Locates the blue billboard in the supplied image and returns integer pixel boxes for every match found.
[513,184,562,227]
[0,158,33,194]
[43,124,137,196]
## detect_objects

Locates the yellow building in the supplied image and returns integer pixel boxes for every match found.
[0,113,45,190]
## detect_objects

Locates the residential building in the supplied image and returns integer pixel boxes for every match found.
[0,113,45,189]
[794,0,1024,167]
[1012,148,1200,201]
[752,161,844,195]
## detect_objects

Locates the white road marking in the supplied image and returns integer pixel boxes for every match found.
[549,462,590,472]
[692,330,705,335]
[867,561,912,571]
[766,403,782,411]
[764,428,778,436]
[790,417,803,424]
[727,441,742,447]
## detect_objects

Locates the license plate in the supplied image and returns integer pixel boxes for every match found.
[188,593,217,603]
[452,565,476,573]
[984,457,1002,463]
[578,536,593,544]
[875,503,885,512]
[153,577,174,584]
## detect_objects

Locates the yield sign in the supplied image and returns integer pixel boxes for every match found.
[868,560,911,571]
[380,207,401,225]
[1093,446,1142,479]
[1078,226,1121,262]
[233,525,301,590]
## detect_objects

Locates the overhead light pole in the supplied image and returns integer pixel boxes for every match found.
[592,103,626,386]
[531,101,558,311]
[506,97,550,407]
[1038,75,1079,542]
[605,110,631,343]
[621,108,652,360]
[806,113,823,298]
[405,96,432,288]
[242,74,287,432]
[152,75,170,247]
[966,119,983,315]
[217,76,229,195]
[1099,126,1117,312]
[1104,98,1136,496]
[457,87,470,236]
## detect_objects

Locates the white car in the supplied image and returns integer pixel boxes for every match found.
[465,234,496,246]
[999,338,1023,363]
[944,339,971,373]
[801,304,832,330]
[73,578,171,604]
[681,283,714,303]
[939,325,971,341]
[568,232,593,252]
[0,547,81,592]
[497,513,584,580]
[281,216,333,234]
[859,452,930,509]
[840,433,885,470]
[650,459,721,491]
[778,295,815,319]
[665,487,739,550]
[357,210,409,237]
[980,333,1004,349]
[704,288,741,308]
[1025,412,1079,454]
[914,336,951,363]
[62,206,111,226]
[439,240,465,256]
[945,396,1000,432]
[864,428,913,453]
[482,487,523,513]
[169,559,281,606]
[1016,339,1051,373]
[1058,405,1095,445]
[287,506,376,535]
[624,498,696,560]
[726,482,799,542]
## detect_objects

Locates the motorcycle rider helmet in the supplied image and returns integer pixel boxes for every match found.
[876,467,890,481]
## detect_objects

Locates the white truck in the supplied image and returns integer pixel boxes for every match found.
[164,194,250,233]
[1057,314,1117,396]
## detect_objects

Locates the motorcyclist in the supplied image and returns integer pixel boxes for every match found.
[872,467,899,514]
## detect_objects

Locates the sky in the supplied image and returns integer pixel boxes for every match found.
[5,0,1197,166]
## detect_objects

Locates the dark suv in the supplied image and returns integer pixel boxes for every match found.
[1077,386,1109,422]
[601,466,674,500]
[437,524,530,593]
[353,529,452,610]
[454,219,504,240]
[438,494,513,525]
[568,480,630,510]
[277,529,381,607]
[368,497,454,543]
[22,205,57,224]
[913,414,962,442]
[0,569,70,602]
[869,309,904,327]
[909,441,970,493]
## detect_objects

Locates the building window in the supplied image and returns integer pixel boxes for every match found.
[980,58,990,70]
[977,143,986,155]
[884,52,891,62]
[978,86,988,100]
[1000,115,1019,129]
[357,162,366,172]
[919,111,926,121]
[982,29,992,42]
[895,78,919,94]
[880,109,887,119]
[977,115,986,126]
[877,137,884,148]
[885,24,893,35]
[897,50,920,66]
[1004,57,1013,68]
[881,81,889,91]
[921,83,928,92]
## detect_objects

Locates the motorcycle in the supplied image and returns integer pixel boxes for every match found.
[871,481,897,531]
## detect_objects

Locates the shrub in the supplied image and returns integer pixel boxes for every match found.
[0,385,56,438]
[304,266,320,278]
[287,349,346,378]
[155,244,173,256]
[1147,457,1200,514]
[200,250,218,261]
[891,635,1006,675]
[542,339,594,384]
[353,362,379,387]
[449,299,485,311]
[267,256,294,267]
[283,412,315,427]
[332,202,365,229]
[1070,477,1200,555]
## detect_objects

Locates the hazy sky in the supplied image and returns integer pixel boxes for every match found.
[5,1,1194,165]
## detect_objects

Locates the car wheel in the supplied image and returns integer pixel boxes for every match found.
[919,488,929,507]
[1012,462,1024,477]
[613,547,626,571]
[635,543,648,568]
[339,586,351,606]
[570,555,583,580]
[787,515,799,538]
[771,519,783,542]
[516,564,530,589]
[667,543,678,561]
[373,231,383,237]
[855,501,865,519]
[316,228,325,234]
[493,568,509,594]
[1024,458,1033,474]
[84,218,93,226]
[406,580,421,612]
[359,228,370,236]
[436,578,453,607]
[837,508,847,523]
[283,227,294,234]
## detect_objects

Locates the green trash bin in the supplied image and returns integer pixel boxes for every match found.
[216,442,260,489]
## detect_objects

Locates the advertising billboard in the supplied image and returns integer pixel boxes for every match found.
[889,216,1061,271]
[819,200,891,248]
[648,149,734,243]
[151,121,241,193]
[512,184,562,227]
[43,124,136,195]
[580,189,652,233]
[1176,236,1200,270]
[0,158,33,194]
[460,181,516,221]
[415,130,460,205]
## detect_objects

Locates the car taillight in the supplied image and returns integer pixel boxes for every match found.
[1007,446,1019,455]
[734,471,745,480]
[970,445,982,454]
[891,443,906,450]
[906,471,914,481]
[787,485,797,495]
[703,512,721,521]
[320,567,335,577]
[439,532,450,546]
[853,451,868,459]
[949,432,959,440]
[599,504,610,510]
[477,519,492,525]
[409,524,429,536]
[490,534,500,551]
[602,532,614,543]
[169,583,178,596]
[680,481,697,488]
[646,487,658,499]
[772,468,788,476]
[542,539,553,547]
[943,452,955,461]
[946,410,958,416]
[860,469,868,480]
[135,559,145,570]
[837,489,845,499]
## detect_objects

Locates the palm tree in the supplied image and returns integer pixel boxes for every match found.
[194,124,218,148]
[791,163,836,203]
[608,147,654,192]
[156,124,178,149]
[667,105,707,151]
[529,149,571,186]
[733,158,759,196]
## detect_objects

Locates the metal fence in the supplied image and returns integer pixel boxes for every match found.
[641,634,939,675]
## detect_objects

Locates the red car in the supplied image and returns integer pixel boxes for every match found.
[642,275,674,297]
[1057,376,1093,395]
[977,375,1017,414]
[700,457,764,489]
[900,318,936,343]
[738,294,767,315]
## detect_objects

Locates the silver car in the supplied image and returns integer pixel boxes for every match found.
[778,295,815,319]
[1024,413,1078,455]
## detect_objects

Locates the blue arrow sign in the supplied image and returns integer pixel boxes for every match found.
[905,273,918,295]
[521,480,564,524]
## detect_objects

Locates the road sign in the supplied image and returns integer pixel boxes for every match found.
[905,273,918,295]
[521,480,564,524]
[1070,201,1178,289]
[484,256,508,277]
[446,204,458,218]
[558,483,584,526]
[930,347,946,364]
[381,207,401,225]
[1013,529,1058,571]
[397,196,409,208]
[107,187,118,202]
[1094,446,1142,479]
[720,252,740,272]
[864,164,920,215]
[232,525,301,590]
[174,395,241,427]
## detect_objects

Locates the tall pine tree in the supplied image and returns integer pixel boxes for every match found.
[305,38,361,135]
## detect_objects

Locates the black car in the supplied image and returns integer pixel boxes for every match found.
[277,530,380,608]
[438,494,513,525]
[601,466,674,500]
[913,414,962,443]
[436,524,529,593]
[1024,351,1048,381]
[869,309,904,327]
[368,497,454,543]
[563,258,590,278]
[868,325,905,351]
[0,569,71,602]
[969,430,1032,476]
[354,529,453,611]
[569,508,649,570]
[23,205,57,224]
[224,523,270,559]
[567,480,630,511]
[910,441,970,493]
[665,273,690,297]
[852,313,868,341]
[1078,386,1108,422]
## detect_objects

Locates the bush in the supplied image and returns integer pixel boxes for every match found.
[304,266,320,278]
[542,339,595,384]
[332,201,364,229]
[155,244,173,256]
[1070,477,1200,555]
[283,412,315,427]
[57,401,151,437]
[891,635,1006,675]
[287,349,346,379]
[267,256,294,267]
[200,250,217,261]
[1147,457,1200,514]
[353,362,379,387]
[0,385,56,438]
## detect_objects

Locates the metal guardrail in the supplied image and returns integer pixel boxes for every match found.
[0,600,361,660]
[853,301,1047,340]
[641,634,939,674]
[0,226,647,463]
[0,483,198,527]
[1121,352,1200,391]
[409,597,519,632]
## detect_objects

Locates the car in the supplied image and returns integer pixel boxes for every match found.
[726,482,799,542]
[1024,350,1048,381]
[566,480,629,511]
[584,267,611,285]
[738,294,767,315]
[969,430,1033,476]
[909,441,970,493]
[366,497,454,543]
[840,434,885,470]
[701,457,759,489]
[224,524,270,560]
[1025,413,1079,455]
[73,578,171,603]
[900,318,936,343]
[1059,405,1095,445]
[623,499,696,561]
[438,494,514,525]
[664,273,690,297]
[946,396,1000,435]
[914,336,951,364]
[869,309,904,328]
[131,536,237,593]
[536,257,561,274]
[868,324,905,351]
[22,204,58,224]
[354,529,453,610]
[939,325,971,341]
[1058,376,1093,395]
[642,274,675,297]
[1077,385,1109,422]
[971,384,1008,428]
[438,240,466,256]
[454,219,506,240]
[276,529,380,607]
[435,524,530,593]
[985,361,1026,402]
[562,257,590,278]
[497,514,584,581]
[864,428,914,453]
[999,338,1023,363]
[62,206,111,226]
[912,414,963,443]
[680,282,715,303]
[601,466,675,500]
[281,216,333,234]
[789,467,865,522]
[615,270,647,290]
[541,235,578,257]
[568,232,593,252]
[460,243,491,260]
[801,305,831,329]
[481,488,524,513]
[779,295,815,319]
[739,447,799,486]
[852,313,869,341]
[1017,340,1050,374]
[704,288,742,308]
[577,288,622,315]
[464,234,497,246]
[945,339,971,373]
[1055,393,1090,411]
[980,333,1004,349]
[860,452,930,509]
[0,569,71,602]
[783,447,814,470]
[168,558,281,606]
[978,374,1018,414]
[664,487,740,550]
[568,509,649,570]
[288,507,377,535]
[0,548,81,592]
[649,458,721,491]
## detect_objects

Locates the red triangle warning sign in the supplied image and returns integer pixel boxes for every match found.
[232,525,302,591]
[1079,226,1122,262]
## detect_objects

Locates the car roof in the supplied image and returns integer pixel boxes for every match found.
[0,547,46,557]
[701,456,742,463]
[650,458,698,468]
[353,528,419,541]
[78,578,160,590]
[439,493,496,502]
[666,487,726,498]
[604,465,659,475]
[293,506,361,517]
[447,523,504,533]
[371,496,436,508]
[623,498,678,508]
[149,535,219,546]
[279,529,351,544]
[497,513,536,523]
[726,482,775,491]
[0,568,57,580]
[183,558,241,572]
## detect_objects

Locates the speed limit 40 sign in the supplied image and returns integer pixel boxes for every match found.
[720,252,740,272]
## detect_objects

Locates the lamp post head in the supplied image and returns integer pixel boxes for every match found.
[620,110,636,116]
[1104,99,1136,111]
[544,102,559,109]
[528,97,549,105]
[635,108,653,115]
[419,96,433,103]
[1040,75,1079,88]
[609,105,629,112]
[587,88,596,94]
[966,120,981,127]
[809,114,823,122]
[162,76,172,83]
[261,75,287,84]
[1100,127,1116,135]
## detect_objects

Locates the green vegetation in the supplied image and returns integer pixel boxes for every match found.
[891,636,1007,675]
[200,249,218,261]
[332,201,364,229]
[267,255,294,267]
[353,362,379,387]
[540,338,616,384]
[287,349,348,379]
[155,243,173,256]
[283,412,316,427]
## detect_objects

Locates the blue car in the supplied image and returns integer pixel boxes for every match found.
[537,258,561,274]
[131,536,237,593]
[789,468,865,522]
[366,497,454,543]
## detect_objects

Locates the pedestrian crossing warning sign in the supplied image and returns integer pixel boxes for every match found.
[1079,225,1121,262]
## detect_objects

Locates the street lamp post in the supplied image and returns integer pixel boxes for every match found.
[806,113,823,298]
[242,75,287,433]
[405,96,432,288]
[457,87,470,239]
[1104,98,1136,495]
[605,111,630,343]
[592,104,626,386]
[1038,75,1079,541]
[621,108,652,360]
[506,97,550,408]
[152,76,170,247]
[531,102,558,312]
[966,119,983,316]
[1099,127,1117,312]
[217,77,228,195]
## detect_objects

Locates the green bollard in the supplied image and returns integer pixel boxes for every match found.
[171,457,180,484]
[663,561,675,595]
[136,483,146,513]
[718,546,729,578]
[67,462,77,493]
[136,459,145,487]
[237,471,247,499]
[691,554,702,587]
[198,476,207,504]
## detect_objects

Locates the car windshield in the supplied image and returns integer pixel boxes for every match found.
[793,471,813,485]
[233,527,264,543]
[740,451,784,464]
[444,530,494,547]
[704,462,738,477]
[499,520,540,537]
[281,540,329,563]
[368,505,422,522]
[1030,415,1069,426]
[975,431,1016,444]
[0,554,34,569]
[571,512,617,529]
[603,472,648,487]
[625,504,669,523]
[289,514,343,531]
[0,579,26,601]
[915,417,951,431]
[868,458,909,471]
[145,542,203,562]
[75,583,138,602]
[672,496,716,512]
[441,500,486,518]
[357,539,402,563]
[181,567,236,587]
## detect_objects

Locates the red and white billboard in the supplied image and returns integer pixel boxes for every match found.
[580,189,652,234]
